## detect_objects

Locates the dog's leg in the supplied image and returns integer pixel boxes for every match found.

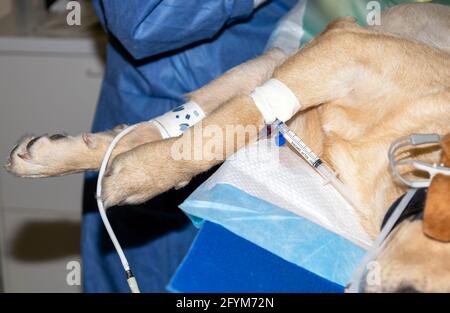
[5,124,161,177]
[5,49,286,178]
[189,48,287,114]
[97,21,375,207]
[98,18,450,208]
[100,94,264,208]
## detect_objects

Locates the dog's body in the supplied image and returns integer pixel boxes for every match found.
[5,3,450,292]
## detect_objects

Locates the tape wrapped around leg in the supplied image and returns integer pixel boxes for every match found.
[250,79,301,124]
[152,101,206,139]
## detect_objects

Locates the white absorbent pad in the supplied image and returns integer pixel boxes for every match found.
[203,138,372,247]
[179,138,373,286]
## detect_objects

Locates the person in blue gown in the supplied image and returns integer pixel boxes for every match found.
[83,0,298,292]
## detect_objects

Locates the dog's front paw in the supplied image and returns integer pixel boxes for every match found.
[5,134,84,177]
[101,139,190,208]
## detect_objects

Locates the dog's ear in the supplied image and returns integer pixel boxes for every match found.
[423,134,450,242]
[441,134,450,164]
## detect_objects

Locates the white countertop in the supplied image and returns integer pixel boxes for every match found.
[0,36,105,55]
[0,12,106,55]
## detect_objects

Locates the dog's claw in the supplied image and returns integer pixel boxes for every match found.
[10,143,20,157]
[26,135,46,151]
[17,153,31,160]
[49,133,67,140]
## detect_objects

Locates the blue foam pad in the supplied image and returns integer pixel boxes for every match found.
[167,222,343,293]
[179,184,366,287]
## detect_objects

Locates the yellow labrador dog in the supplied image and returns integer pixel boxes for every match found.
[5,3,450,292]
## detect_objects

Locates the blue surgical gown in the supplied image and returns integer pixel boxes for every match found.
[83,0,298,292]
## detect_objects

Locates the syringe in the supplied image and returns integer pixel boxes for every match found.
[273,119,360,209]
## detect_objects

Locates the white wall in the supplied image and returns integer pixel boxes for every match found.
[0,6,106,288]
[0,0,12,292]
[0,0,108,292]
[0,52,103,292]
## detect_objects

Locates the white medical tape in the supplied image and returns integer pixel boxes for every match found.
[152,101,205,139]
[250,78,301,124]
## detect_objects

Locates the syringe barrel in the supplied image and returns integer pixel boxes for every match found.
[317,164,359,209]
[275,120,321,167]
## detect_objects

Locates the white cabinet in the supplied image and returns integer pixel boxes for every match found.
[0,21,105,292]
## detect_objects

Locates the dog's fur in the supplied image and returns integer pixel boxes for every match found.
[5,3,450,292]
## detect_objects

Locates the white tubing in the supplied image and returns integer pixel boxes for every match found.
[127,276,141,293]
[96,102,205,292]
[346,189,418,293]
[96,124,141,291]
